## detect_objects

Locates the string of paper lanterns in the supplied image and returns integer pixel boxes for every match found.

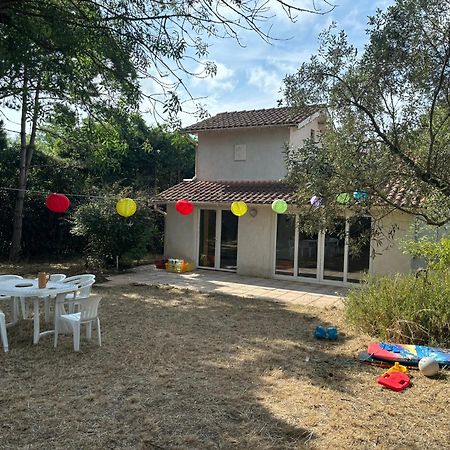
[44,192,140,218]
[41,189,369,219]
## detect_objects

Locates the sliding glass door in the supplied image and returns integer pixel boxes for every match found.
[275,214,296,275]
[347,217,372,282]
[298,231,319,278]
[198,209,238,271]
[199,210,216,268]
[323,220,346,281]
[275,215,371,283]
[220,210,238,270]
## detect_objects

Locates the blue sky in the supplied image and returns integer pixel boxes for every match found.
[170,0,394,127]
[3,0,394,134]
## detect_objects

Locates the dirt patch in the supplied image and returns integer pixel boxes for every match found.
[1,285,449,449]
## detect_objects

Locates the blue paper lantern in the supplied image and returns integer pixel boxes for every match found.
[353,191,368,201]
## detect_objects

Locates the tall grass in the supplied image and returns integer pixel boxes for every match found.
[344,270,450,347]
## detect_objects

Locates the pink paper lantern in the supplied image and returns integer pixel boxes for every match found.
[175,199,194,215]
[46,193,70,213]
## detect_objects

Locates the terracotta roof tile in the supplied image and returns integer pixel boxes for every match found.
[155,180,419,208]
[156,180,295,204]
[384,181,422,208]
[182,106,320,133]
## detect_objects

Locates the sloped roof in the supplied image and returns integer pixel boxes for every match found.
[155,180,295,204]
[156,179,420,209]
[182,106,320,133]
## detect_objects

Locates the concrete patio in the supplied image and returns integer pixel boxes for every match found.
[100,265,347,309]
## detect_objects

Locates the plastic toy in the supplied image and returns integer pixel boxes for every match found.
[377,372,410,392]
[367,342,450,367]
[314,325,338,341]
[418,357,440,377]
[386,362,408,374]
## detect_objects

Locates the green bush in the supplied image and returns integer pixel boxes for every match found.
[402,236,450,271]
[344,271,450,347]
[71,191,160,268]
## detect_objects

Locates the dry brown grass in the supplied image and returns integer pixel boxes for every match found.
[1,284,449,449]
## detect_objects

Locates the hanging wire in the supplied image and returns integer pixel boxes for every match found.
[0,186,152,201]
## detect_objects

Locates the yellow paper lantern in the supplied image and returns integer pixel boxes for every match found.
[231,201,248,217]
[116,198,137,217]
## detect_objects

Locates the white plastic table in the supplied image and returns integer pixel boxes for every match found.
[0,278,78,344]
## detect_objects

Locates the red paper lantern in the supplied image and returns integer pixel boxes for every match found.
[46,193,71,213]
[175,199,193,215]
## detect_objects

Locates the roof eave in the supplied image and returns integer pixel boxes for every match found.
[181,122,300,134]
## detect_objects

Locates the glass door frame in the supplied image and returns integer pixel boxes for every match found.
[197,207,238,272]
[273,214,372,285]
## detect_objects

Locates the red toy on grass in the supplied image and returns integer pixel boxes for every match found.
[377,372,410,392]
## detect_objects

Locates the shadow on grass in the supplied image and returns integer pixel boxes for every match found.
[1,284,361,449]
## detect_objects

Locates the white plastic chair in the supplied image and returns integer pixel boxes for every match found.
[63,275,96,302]
[0,310,8,352]
[62,274,96,285]
[54,295,102,352]
[39,274,66,322]
[0,275,23,322]
[49,273,66,282]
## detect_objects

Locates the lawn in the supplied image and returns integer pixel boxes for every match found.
[1,284,449,449]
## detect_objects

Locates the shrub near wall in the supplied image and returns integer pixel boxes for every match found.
[71,192,160,268]
[344,271,450,347]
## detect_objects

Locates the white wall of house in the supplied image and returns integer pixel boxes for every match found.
[196,127,290,181]
[236,205,276,278]
[164,203,415,281]
[371,211,414,276]
[289,114,324,149]
[195,116,325,182]
[164,204,197,262]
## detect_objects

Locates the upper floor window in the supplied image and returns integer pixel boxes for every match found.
[234,144,246,161]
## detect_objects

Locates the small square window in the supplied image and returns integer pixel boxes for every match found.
[234,144,246,161]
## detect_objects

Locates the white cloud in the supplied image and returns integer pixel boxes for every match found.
[191,61,235,93]
[247,66,283,94]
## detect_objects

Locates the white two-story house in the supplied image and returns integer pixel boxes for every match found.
[157,106,414,286]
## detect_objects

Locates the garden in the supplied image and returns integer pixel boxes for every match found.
[1,281,450,449]
[1,0,450,448]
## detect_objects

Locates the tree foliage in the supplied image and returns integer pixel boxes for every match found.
[1,0,334,119]
[1,0,333,260]
[42,110,196,190]
[0,114,194,261]
[70,189,159,268]
[283,0,450,228]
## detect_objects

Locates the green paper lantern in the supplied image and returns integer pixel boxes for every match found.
[336,193,351,205]
[271,199,288,214]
